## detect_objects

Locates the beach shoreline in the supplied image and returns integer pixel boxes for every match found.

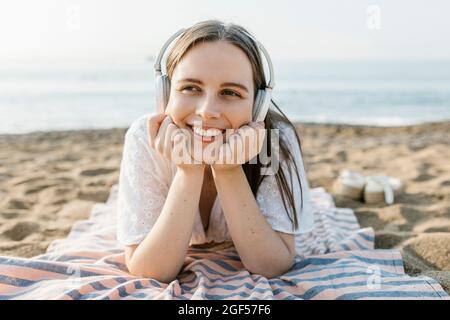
[0,120,449,293]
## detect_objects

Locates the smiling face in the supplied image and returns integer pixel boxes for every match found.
[166,40,255,148]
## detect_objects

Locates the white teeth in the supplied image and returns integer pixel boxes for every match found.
[193,126,222,137]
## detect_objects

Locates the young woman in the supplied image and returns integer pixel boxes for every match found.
[116,20,314,282]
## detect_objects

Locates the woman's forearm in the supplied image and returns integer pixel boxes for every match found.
[128,166,204,282]
[212,166,295,278]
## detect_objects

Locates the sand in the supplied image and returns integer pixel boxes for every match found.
[0,121,449,293]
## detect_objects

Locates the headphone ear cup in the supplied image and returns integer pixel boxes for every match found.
[253,90,265,122]
[162,75,171,109]
[155,74,166,114]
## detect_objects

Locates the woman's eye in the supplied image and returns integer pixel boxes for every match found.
[181,86,200,93]
[222,90,240,97]
[179,86,240,97]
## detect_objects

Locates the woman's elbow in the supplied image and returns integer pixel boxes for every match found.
[127,261,177,283]
[245,257,295,279]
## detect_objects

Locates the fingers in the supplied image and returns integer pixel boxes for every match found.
[150,117,266,166]
[163,122,179,160]
[148,114,199,165]
[248,121,265,132]
[204,136,224,165]
[248,121,266,151]
[216,142,232,165]
[228,133,245,164]
[154,116,173,154]
[147,113,166,149]
[241,121,266,164]
[217,121,266,165]
[172,129,192,165]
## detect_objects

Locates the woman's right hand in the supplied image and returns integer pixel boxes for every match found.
[147,114,204,172]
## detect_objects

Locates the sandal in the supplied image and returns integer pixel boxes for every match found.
[333,169,366,201]
[363,175,403,205]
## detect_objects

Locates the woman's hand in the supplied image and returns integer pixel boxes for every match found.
[147,114,204,172]
[212,121,266,171]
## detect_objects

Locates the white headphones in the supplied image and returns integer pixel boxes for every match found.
[153,27,275,122]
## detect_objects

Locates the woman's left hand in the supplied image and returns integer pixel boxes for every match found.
[212,121,266,171]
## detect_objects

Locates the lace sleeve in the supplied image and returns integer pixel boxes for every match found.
[116,114,173,246]
[256,124,314,235]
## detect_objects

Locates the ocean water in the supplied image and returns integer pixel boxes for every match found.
[1,60,450,134]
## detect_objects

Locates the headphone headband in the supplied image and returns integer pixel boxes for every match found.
[153,28,186,73]
[154,27,275,90]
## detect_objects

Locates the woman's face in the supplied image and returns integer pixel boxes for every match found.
[166,40,255,148]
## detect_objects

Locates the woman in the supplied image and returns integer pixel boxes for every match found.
[116,19,314,282]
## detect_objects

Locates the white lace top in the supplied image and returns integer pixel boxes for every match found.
[116,113,314,252]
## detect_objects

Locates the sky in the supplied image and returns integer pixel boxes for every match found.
[0,0,449,64]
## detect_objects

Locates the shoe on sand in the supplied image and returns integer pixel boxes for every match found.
[363,175,403,205]
[333,170,366,201]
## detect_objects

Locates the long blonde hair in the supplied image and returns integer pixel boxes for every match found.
[165,19,306,232]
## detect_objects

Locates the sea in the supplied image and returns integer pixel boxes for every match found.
[1,60,450,134]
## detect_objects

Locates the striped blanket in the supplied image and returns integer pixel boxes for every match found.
[0,185,447,300]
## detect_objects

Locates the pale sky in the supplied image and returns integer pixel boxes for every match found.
[1,0,449,64]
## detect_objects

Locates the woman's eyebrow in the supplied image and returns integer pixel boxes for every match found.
[221,82,249,93]
[177,78,249,93]
[177,78,203,85]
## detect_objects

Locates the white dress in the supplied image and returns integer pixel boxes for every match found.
[116,113,314,254]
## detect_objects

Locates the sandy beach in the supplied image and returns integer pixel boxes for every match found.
[0,121,449,293]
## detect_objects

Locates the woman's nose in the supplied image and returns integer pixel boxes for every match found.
[196,96,221,119]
